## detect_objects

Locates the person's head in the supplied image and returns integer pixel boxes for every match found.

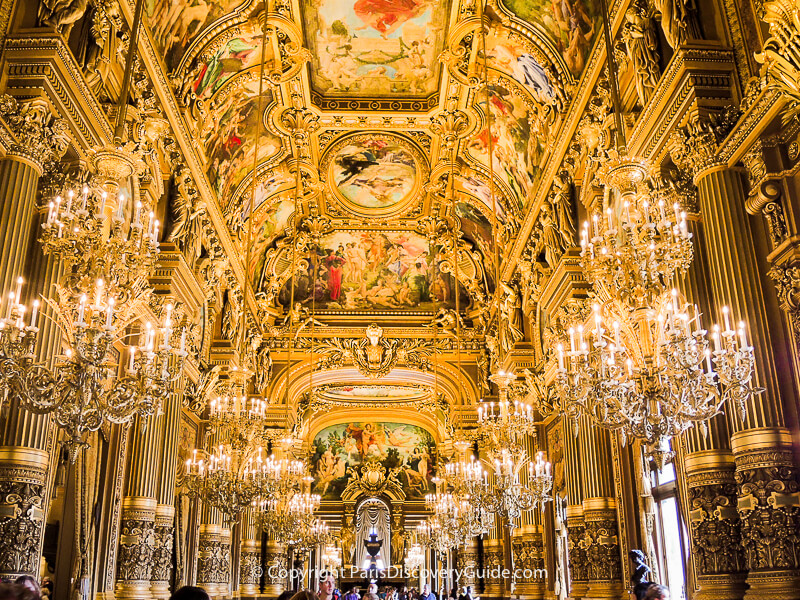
[422,585,430,596]
[277,591,294,600]
[169,587,210,600]
[319,571,336,598]
[14,577,39,597]
[291,592,317,600]
[644,585,670,600]
[368,583,378,594]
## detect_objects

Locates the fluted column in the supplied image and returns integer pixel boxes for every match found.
[482,537,505,600]
[512,524,545,600]
[151,388,185,598]
[696,169,799,600]
[678,209,746,598]
[263,539,288,597]
[0,96,69,580]
[114,414,165,599]
[239,508,261,595]
[562,415,586,600]
[671,124,800,599]
[578,425,623,600]
[456,539,478,590]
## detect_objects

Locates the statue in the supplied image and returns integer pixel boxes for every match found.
[629,549,653,600]
[38,0,90,36]
[391,513,406,565]
[254,340,272,395]
[339,517,355,567]
[283,302,327,338]
[476,346,490,396]
[622,6,661,106]
[499,282,524,355]
[652,0,701,49]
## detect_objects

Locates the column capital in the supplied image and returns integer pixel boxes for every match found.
[0,95,70,175]
[668,118,725,183]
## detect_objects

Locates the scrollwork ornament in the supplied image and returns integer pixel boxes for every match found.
[686,475,744,575]
[0,476,45,577]
[735,452,800,571]
[116,519,157,583]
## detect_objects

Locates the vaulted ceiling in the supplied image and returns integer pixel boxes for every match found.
[145,0,596,321]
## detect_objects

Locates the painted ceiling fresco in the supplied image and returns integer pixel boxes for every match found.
[312,422,435,498]
[146,0,247,72]
[318,385,431,401]
[275,230,470,310]
[467,85,545,210]
[301,0,452,97]
[151,0,578,315]
[201,83,282,201]
[499,0,600,75]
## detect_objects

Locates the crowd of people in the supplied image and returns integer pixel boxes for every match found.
[0,576,52,600]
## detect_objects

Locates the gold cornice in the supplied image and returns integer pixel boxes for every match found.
[3,33,112,155]
[627,43,738,164]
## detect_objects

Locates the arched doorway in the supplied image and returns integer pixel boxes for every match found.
[354,497,392,569]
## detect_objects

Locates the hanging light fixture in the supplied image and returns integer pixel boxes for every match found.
[549,0,761,464]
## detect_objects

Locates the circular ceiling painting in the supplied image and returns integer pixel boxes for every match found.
[325,133,426,217]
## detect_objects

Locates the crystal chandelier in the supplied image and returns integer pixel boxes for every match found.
[1,277,186,460]
[185,443,272,526]
[40,182,159,307]
[185,380,274,524]
[405,542,424,570]
[322,544,342,569]
[255,484,320,546]
[539,0,761,465]
[473,373,552,524]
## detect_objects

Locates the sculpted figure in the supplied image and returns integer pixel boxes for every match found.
[622,6,661,106]
[652,0,701,49]
[39,0,90,36]
[499,282,524,355]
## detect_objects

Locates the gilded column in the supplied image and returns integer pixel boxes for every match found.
[196,503,231,598]
[665,172,747,599]
[115,415,165,599]
[456,539,478,590]
[239,508,261,596]
[482,537,505,600]
[672,122,800,600]
[578,424,623,600]
[151,390,185,598]
[562,414,587,600]
[0,96,69,580]
[263,539,288,597]
[513,434,545,600]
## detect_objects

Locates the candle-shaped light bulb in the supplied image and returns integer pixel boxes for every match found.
[722,306,731,332]
[77,294,87,326]
[705,348,714,375]
[100,191,107,214]
[129,347,136,371]
[81,185,89,211]
[29,299,39,329]
[66,189,74,214]
[557,343,565,370]
[738,321,747,348]
[14,277,23,307]
[105,297,115,329]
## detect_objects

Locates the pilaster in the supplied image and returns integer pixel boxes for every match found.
[512,525,545,600]
[239,509,261,596]
[482,538,505,600]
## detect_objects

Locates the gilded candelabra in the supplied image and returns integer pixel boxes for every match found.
[554,154,761,463]
[185,384,273,524]
[0,277,185,460]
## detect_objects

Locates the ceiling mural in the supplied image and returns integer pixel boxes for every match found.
[467,85,546,210]
[318,385,431,401]
[456,200,497,281]
[247,196,296,286]
[497,0,600,76]
[275,230,470,311]
[201,84,283,200]
[311,421,435,498]
[146,0,248,71]
[301,0,452,97]
[323,132,427,217]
